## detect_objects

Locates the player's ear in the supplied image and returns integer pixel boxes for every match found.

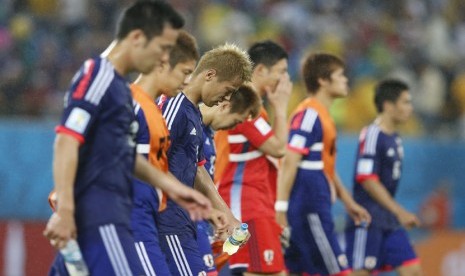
[254,64,268,77]
[205,69,216,81]
[128,29,147,48]
[216,100,229,111]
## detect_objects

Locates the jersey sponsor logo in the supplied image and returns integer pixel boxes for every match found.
[190,127,197,135]
[387,147,395,157]
[254,117,272,136]
[64,107,91,134]
[364,256,377,269]
[203,254,215,268]
[357,158,374,174]
[289,134,307,149]
[263,249,274,265]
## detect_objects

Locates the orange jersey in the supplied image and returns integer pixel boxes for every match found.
[131,84,171,211]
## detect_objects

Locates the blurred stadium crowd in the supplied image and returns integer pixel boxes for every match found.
[2,0,465,138]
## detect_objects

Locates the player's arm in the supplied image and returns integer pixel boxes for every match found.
[194,166,240,235]
[361,178,419,229]
[134,154,212,221]
[43,134,79,249]
[275,149,302,227]
[258,73,293,157]
[333,172,371,225]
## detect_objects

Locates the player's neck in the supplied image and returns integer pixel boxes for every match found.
[102,40,132,76]
[184,83,202,106]
[183,78,202,106]
[375,115,397,134]
[134,76,161,99]
[199,104,214,126]
[313,91,334,110]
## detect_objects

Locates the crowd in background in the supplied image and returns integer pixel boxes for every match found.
[2,0,465,138]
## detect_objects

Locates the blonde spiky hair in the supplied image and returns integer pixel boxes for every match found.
[193,43,253,83]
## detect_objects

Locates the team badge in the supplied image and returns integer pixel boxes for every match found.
[203,254,214,268]
[263,249,274,265]
[337,254,349,268]
[364,256,377,269]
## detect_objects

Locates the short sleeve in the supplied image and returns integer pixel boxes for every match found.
[287,109,321,154]
[56,59,109,144]
[236,116,274,148]
[355,127,381,184]
[134,103,150,159]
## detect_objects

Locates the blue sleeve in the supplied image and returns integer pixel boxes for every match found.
[134,104,150,159]
[57,59,107,143]
[287,108,321,154]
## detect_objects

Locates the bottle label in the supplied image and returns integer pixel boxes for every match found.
[229,236,242,246]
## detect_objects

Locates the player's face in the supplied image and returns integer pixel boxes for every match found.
[135,26,179,74]
[210,102,250,130]
[202,76,242,107]
[327,68,349,98]
[392,91,413,124]
[162,59,197,97]
[263,59,288,94]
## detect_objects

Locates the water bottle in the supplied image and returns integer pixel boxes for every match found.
[60,239,89,276]
[222,223,249,255]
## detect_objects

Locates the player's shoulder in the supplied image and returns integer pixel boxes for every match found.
[290,107,320,132]
[162,93,189,129]
[359,123,382,154]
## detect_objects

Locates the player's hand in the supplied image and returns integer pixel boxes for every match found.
[266,73,292,112]
[396,209,421,229]
[346,202,372,226]
[276,211,290,249]
[208,208,228,234]
[276,210,288,228]
[43,210,76,249]
[280,225,290,249]
[167,185,212,222]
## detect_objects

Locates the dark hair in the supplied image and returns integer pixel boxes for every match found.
[116,1,184,40]
[248,40,288,69]
[301,53,344,94]
[229,84,261,119]
[169,30,199,68]
[374,79,410,113]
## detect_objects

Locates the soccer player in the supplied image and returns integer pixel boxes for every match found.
[43,2,212,275]
[159,43,253,275]
[215,40,292,276]
[276,53,371,276]
[130,30,200,276]
[198,84,262,275]
[345,79,422,276]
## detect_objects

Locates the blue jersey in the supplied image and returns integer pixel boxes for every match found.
[56,57,137,231]
[159,92,205,234]
[287,108,332,210]
[351,123,404,229]
[202,124,216,178]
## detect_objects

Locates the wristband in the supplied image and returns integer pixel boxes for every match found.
[274,200,289,212]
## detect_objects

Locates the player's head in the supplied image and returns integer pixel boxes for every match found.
[374,79,412,124]
[191,43,253,107]
[248,40,289,95]
[301,53,348,98]
[156,30,199,97]
[209,84,261,130]
[115,1,184,74]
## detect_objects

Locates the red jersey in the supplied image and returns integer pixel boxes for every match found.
[215,108,276,222]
